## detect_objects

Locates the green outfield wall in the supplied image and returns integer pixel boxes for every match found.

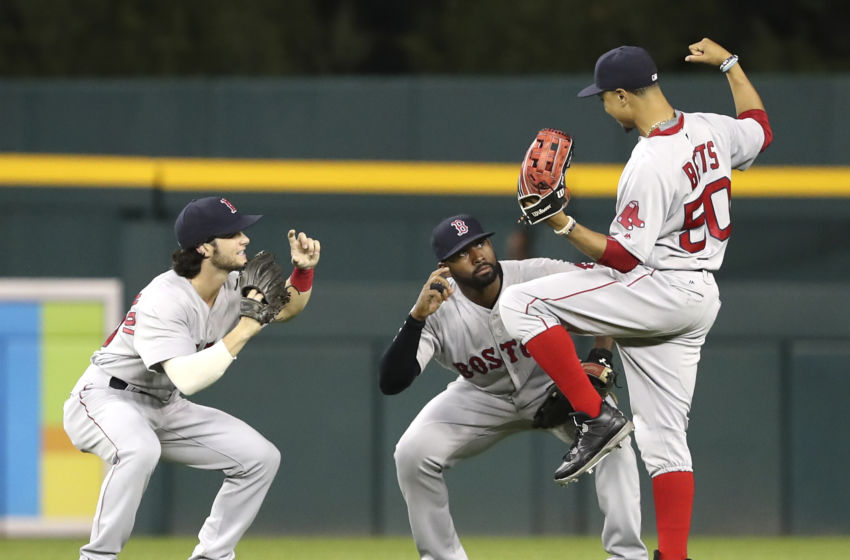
[1,75,848,165]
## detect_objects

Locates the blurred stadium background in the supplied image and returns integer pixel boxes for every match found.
[1,0,848,555]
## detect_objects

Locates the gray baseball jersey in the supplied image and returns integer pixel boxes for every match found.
[611,111,763,271]
[416,258,575,394]
[498,110,766,477]
[90,270,241,399]
[396,258,647,560]
[63,269,279,560]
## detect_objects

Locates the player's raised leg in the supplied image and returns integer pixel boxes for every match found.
[498,279,633,485]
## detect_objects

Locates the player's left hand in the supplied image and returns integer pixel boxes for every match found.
[238,251,290,325]
[288,230,321,269]
[517,128,573,225]
[685,37,733,67]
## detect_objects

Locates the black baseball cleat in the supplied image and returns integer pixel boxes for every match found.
[554,400,634,485]
[653,550,692,560]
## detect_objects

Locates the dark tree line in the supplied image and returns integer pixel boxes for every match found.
[1,0,848,76]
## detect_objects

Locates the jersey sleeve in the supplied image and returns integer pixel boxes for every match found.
[738,109,772,152]
[607,150,670,263]
[415,318,440,371]
[133,297,197,370]
[704,112,766,171]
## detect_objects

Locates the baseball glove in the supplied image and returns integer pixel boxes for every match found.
[583,347,619,398]
[238,251,290,325]
[532,384,574,429]
[532,356,619,429]
[517,128,574,225]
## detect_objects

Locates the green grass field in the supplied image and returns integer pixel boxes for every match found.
[2,535,849,559]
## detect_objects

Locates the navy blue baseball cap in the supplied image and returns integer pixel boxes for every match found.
[577,46,659,98]
[174,196,262,248]
[431,214,494,261]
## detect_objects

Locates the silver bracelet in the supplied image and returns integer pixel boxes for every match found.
[554,215,576,237]
[720,54,739,73]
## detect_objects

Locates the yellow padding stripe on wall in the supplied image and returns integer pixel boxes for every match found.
[0,154,154,187]
[2,153,850,197]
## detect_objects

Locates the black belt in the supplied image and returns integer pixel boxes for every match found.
[109,376,154,398]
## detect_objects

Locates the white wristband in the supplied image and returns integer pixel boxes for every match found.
[162,340,235,395]
[720,54,739,73]
[554,215,576,237]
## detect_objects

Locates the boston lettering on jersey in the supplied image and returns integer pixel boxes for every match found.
[453,340,532,378]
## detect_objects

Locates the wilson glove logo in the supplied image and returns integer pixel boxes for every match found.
[531,204,553,217]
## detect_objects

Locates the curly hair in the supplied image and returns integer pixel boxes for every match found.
[172,246,206,278]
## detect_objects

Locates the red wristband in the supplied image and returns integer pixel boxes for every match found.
[290,267,314,293]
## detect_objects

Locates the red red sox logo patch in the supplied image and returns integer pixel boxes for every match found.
[450,219,469,235]
[220,197,238,213]
[616,201,645,231]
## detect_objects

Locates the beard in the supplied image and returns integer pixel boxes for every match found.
[454,261,501,290]
[210,247,245,272]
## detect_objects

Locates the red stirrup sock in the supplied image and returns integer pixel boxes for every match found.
[653,471,694,560]
[524,326,602,417]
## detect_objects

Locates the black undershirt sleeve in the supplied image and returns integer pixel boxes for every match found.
[378,314,426,395]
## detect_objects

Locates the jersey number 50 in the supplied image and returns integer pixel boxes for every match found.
[679,176,732,253]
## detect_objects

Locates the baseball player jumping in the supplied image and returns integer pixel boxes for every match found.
[380,214,648,560]
[498,38,772,560]
[63,196,320,560]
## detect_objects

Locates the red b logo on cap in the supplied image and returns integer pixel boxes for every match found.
[450,219,469,236]
[220,198,238,213]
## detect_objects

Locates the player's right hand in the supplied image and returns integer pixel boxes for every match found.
[410,267,453,321]
[288,229,321,269]
[544,209,572,231]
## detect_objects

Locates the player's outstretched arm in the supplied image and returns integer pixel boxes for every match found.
[274,230,320,322]
[544,211,641,272]
[685,37,765,116]
[544,211,608,261]
[560,222,608,261]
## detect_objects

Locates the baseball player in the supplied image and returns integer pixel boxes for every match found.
[62,196,320,560]
[380,214,648,560]
[498,39,773,560]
